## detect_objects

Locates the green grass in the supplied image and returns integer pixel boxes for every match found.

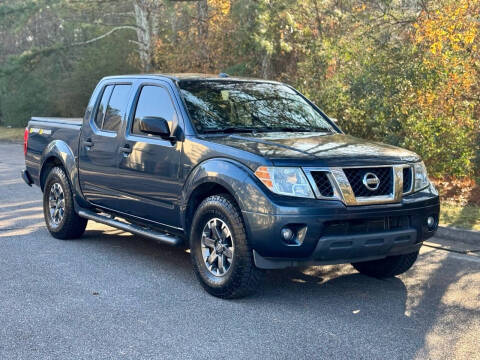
[440,202,480,231]
[0,126,25,142]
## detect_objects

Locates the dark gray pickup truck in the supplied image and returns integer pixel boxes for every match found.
[22,73,440,298]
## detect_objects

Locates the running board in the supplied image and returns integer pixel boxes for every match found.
[78,209,182,246]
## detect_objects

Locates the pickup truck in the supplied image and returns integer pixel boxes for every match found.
[22,73,440,298]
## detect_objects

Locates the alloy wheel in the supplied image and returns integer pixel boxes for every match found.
[48,182,65,225]
[201,218,234,277]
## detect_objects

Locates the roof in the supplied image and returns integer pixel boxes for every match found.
[101,73,282,84]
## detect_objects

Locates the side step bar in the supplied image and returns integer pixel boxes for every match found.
[78,209,182,246]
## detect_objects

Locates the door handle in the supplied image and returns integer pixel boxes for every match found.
[83,138,94,148]
[119,145,132,154]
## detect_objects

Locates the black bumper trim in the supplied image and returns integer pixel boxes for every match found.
[253,228,421,269]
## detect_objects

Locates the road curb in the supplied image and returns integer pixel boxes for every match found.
[436,226,480,246]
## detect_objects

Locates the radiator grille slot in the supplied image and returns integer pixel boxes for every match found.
[403,167,413,193]
[310,171,334,197]
[323,216,410,236]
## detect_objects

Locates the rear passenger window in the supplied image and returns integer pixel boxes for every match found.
[94,85,113,128]
[103,85,132,132]
[132,86,177,135]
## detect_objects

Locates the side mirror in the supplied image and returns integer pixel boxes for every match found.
[139,116,171,137]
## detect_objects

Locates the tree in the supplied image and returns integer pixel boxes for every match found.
[0,0,140,125]
[0,0,478,180]
[406,0,480,176]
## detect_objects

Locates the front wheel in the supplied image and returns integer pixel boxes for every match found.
[352,251,419,278]
[190,194,263,299]
[43,166,87,239]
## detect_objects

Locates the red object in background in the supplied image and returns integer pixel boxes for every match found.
[23,128,29,156]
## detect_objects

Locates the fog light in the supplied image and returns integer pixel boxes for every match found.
[281,227,294,242]
[426,216,436,230]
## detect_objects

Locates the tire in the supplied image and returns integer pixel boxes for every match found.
[43,166,87,239]
[190,194,263,299]
[351,251,419,278]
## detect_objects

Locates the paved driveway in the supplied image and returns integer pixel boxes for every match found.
[1,142,479,359]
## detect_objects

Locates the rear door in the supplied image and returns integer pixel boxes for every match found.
[78,82,133,209]
[115,80,184,228]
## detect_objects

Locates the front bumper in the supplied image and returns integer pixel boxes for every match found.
[242,184,439,269]
[253,228,422,269]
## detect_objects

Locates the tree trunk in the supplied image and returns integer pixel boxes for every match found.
[196,0,209,71]
[133,0,158,72]
[261,52,271,79]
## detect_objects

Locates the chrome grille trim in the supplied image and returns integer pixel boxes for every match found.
[303,167,342,200]
[303,165,410,206]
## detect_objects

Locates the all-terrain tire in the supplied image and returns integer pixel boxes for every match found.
[352,251,419,278]
[190,194,263,299]
[43,166,87,239]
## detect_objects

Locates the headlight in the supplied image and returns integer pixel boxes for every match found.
[254,166,314,198]
[413,161,429,191]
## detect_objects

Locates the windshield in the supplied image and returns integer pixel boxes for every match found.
[178,80,335,134]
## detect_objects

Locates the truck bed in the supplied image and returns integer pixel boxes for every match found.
[25,117,83,186]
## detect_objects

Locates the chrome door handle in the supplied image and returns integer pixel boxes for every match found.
[119,145,131,154]
[83,139,94,148]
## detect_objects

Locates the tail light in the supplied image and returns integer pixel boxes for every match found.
[23,127,29,156]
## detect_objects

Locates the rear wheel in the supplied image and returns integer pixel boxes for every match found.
[43,166,87,239]
[352,251,419,278]
[190,194,263,299]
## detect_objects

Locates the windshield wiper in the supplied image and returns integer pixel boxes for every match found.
[261,126,332,133]
[200,126,333,134]
[201,127,257,134]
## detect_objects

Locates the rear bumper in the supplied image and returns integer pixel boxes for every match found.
[21,169,33,186]
[243,184,440,269]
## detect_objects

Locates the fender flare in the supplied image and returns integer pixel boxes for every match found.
[39,140,89,207]
[180,158,275,230]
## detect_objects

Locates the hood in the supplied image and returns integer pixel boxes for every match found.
[205,132,420,167]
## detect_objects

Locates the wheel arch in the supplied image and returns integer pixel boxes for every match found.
[180,158,275,235]
[40,140,77,190]
[39,140,87,208]
[184,182,239,236]
[40,156,64,191]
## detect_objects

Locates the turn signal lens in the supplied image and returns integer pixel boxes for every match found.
[254,166,274,189]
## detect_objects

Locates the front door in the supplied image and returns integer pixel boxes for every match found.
[115,82,183,228]
[78,82,133,210]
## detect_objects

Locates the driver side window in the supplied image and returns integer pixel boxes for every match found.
[132,85,177,136]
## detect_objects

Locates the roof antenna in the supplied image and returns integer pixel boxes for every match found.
[218,73,229,78]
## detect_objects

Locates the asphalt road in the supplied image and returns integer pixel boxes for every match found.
[1,142,479,360]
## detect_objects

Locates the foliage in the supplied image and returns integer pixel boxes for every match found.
[0,0,139,125]
[439,202,480,231]
[0,0,478,180]
[408,0,480,177]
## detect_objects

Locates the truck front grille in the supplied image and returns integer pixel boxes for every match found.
[303,164,412,206]
[343,167,393,197]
